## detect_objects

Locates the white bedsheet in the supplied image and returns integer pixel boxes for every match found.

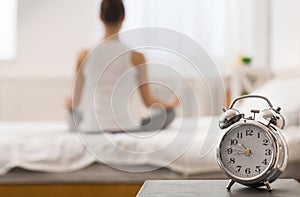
[79,117,221,175]
[0,122,95,175]
[0,118,299,176]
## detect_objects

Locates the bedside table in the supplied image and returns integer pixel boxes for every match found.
[137,179,300,197]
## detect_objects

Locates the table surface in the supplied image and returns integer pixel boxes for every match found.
[137,179,300,197]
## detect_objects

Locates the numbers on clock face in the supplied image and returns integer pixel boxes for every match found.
[220,124,274,179]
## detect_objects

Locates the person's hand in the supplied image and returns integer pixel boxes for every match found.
[166,96,180,109]
[65,97,73,110]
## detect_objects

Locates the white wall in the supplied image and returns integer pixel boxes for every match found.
[0,0,272,121]
[271,0,300,70]
[0,77,70,121]
[0,0,270,78]
[251,0,269,67]
[0,0,102,78]
[0,0,104,121]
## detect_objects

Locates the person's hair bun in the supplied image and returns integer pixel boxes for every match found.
[101,0,125,24]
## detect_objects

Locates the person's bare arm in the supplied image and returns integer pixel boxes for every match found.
[65,49,89,109]
[131,51,179,109]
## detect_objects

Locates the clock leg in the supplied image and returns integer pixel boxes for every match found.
[226,179,235,190]
[263,180,272,192]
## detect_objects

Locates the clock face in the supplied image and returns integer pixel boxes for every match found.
[219,123,275,180]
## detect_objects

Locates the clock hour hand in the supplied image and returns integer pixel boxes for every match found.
[234,151,245,155]
[228,147,245,154]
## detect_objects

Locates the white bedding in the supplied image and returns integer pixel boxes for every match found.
[0,122,94,175]
[236,76,300,126]
[0,118,299,176]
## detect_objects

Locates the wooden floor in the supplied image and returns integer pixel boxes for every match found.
[0,184,142,197]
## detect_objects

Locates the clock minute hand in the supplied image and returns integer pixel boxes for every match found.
[238,143,247,150]
[238,143,252,156]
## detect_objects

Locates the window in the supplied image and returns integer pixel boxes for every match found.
[0,0,17,60]
[122,0,268,68]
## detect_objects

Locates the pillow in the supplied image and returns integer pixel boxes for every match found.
[282,126,300,162]
[236,77,300,127]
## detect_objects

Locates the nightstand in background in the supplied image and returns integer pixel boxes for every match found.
[137,179,300,197]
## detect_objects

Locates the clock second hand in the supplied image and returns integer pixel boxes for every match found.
[237,144,260,161]
[250,153,261,163]
[231,144,260,161]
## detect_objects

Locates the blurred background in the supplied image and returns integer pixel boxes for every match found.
[0,0,299,121]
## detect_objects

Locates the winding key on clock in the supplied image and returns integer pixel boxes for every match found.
[250,109,260,120]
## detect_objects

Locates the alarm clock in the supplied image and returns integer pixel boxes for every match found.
[217,95,288,191]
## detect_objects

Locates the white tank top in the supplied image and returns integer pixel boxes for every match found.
[79,40,145,132]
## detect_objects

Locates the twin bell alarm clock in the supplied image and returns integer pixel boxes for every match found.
[217,95,288,191]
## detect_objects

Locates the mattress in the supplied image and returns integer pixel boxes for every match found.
[0,162,298,184]
[0,117,299,176]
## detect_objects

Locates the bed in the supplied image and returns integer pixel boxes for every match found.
[0,117,222,176]
[0,119,299,196]
[0,76,300,196]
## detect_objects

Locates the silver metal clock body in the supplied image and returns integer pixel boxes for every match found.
[217,119,288,188]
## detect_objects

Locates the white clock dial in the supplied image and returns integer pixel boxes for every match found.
[219,124,275,179]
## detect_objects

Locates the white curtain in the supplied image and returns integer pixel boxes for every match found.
[123,0,269,69]
[92,0,269,116]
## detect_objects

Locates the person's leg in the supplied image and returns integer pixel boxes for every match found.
[140,108,176,131]
[80,108,176,134]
